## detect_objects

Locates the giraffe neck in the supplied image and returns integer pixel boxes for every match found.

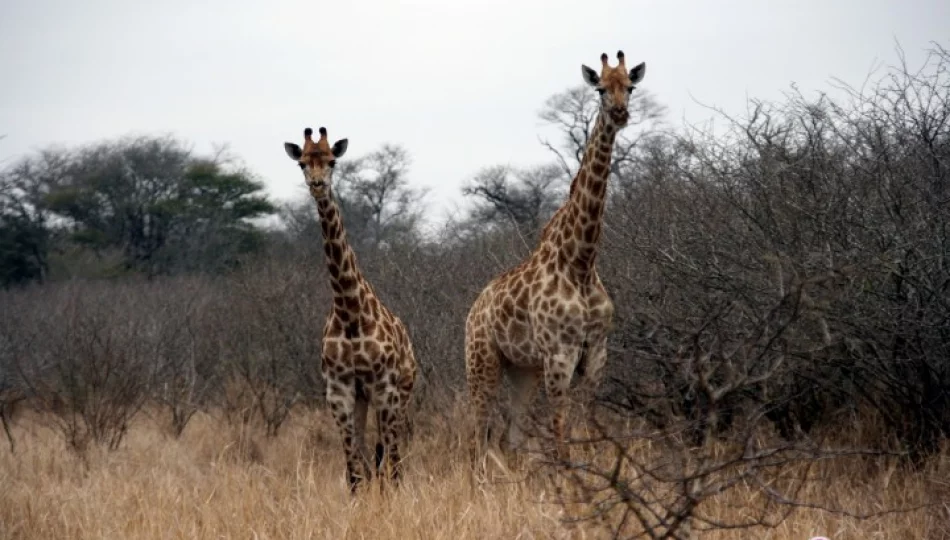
[543,111,618,273]
[313,190,364,328]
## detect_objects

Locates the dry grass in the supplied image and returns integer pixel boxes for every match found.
[0,404,947,540]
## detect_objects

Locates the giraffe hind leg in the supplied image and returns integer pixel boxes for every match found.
[375,440,385,472]
[505,365,540,454]
[353,384,372,482]
[374,405,386,475]
[465,330,502,464]
[374,399,407,485]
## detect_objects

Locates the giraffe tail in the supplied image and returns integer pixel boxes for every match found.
[375,442,384,472]
[375,414,385,472]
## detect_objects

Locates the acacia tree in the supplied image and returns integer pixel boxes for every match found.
[6,136,279,278]
[152,158,276,274]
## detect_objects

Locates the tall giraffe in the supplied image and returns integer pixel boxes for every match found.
[284,126,417,491]
[465,51,646,460]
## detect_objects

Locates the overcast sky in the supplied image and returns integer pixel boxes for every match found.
[1,0,947,227]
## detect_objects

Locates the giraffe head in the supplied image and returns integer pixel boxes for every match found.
[581,51,646,128]
[283,127,349,198]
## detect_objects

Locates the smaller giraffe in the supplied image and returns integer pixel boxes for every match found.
[284,127,417,492]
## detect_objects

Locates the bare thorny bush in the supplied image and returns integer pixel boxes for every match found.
[1,281,159,452]
[0,338,25,453]
[220,256,328,437]
[544,279,864,539]
[150,278,225,438]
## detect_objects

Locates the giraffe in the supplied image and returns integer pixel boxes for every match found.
[465,51,646,461]
[284,126,417,492]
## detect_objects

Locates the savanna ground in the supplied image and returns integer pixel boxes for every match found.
[2,404,947,539]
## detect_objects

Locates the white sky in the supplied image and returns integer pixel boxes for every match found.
[1,0,948,227]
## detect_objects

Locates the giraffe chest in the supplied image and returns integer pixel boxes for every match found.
[321,314,409,376]
[492,272,614,364]
[534,277,613,340]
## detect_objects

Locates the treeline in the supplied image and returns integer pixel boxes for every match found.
[1,43,948,481]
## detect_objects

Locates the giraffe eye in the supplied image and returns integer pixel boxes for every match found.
[298,162,306,170]
[329,159,336,168]
[627,86,635,93]
[596,88,606,95]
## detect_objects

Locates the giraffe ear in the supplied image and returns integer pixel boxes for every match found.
[629,62,646,85]
[284,142,303,160]
[332,139,348,158]
[581,65,600,87]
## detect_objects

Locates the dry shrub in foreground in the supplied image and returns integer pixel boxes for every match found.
[537,408,950,539]
[1,406,948,540]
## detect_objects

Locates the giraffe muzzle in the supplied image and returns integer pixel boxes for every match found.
[609,108,629,125]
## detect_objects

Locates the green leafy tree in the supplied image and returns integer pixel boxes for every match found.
[3,135,275,280]
[153,159,277,274]
[0,148,68,286]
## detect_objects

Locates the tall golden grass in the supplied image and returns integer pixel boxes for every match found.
[0,404,947,539]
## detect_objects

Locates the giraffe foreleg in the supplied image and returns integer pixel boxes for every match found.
[545,346,581,463]
[575,339,608,447]
[352,392,372,478]
[505,366,540,454]
[327,379,371,493]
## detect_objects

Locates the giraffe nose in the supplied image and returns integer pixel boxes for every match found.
[610,109,628,124]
